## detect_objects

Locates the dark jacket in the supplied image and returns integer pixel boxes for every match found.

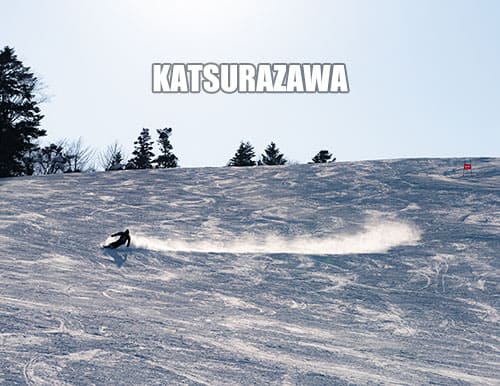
[108,230,131,248]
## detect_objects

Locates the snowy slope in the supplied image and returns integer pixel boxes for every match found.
[0,158,499,385]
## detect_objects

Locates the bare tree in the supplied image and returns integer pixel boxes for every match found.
[100,142,125,171]
[65,138,95,172]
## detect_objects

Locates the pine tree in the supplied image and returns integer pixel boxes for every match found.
[154,127,178,168]
[37,143,70,174]
[22,146,40,176]
[312,150,336,163]
[127,128,155,169]
[110,151,123,170]
[261,142,287,165]
[228,141,256,166]
[0,46,46,177]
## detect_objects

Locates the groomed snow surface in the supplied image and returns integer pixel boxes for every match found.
[0,158,499,385]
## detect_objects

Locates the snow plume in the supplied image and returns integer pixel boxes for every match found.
[130,219,421,255]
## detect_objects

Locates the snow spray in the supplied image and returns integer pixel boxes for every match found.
[130,219,421,255]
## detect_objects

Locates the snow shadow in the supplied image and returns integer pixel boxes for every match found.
[103,248,127,267]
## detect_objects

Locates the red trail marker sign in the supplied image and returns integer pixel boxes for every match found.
[463,160,472,176]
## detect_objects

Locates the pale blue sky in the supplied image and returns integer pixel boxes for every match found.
[1,0,499,166]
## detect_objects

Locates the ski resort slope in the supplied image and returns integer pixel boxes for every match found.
[0,158,499,385]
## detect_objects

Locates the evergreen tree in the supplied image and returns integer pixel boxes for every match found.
[0,46,46,177]
[154,127,178,168]
[22,145,40,176]
[228,141,256,166]
[110,150,123,170]
[312,150,336,163]
[127,128,154,169]
[261,142,287,165]
[37,143,70,174]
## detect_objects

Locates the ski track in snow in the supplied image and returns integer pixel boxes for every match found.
[0,158,499,385]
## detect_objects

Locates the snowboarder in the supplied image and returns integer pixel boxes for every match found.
[104,229,131,249]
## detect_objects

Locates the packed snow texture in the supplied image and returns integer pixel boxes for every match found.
[0,158,499,385]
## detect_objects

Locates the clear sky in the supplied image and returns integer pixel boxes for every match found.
[1,0,499,167]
